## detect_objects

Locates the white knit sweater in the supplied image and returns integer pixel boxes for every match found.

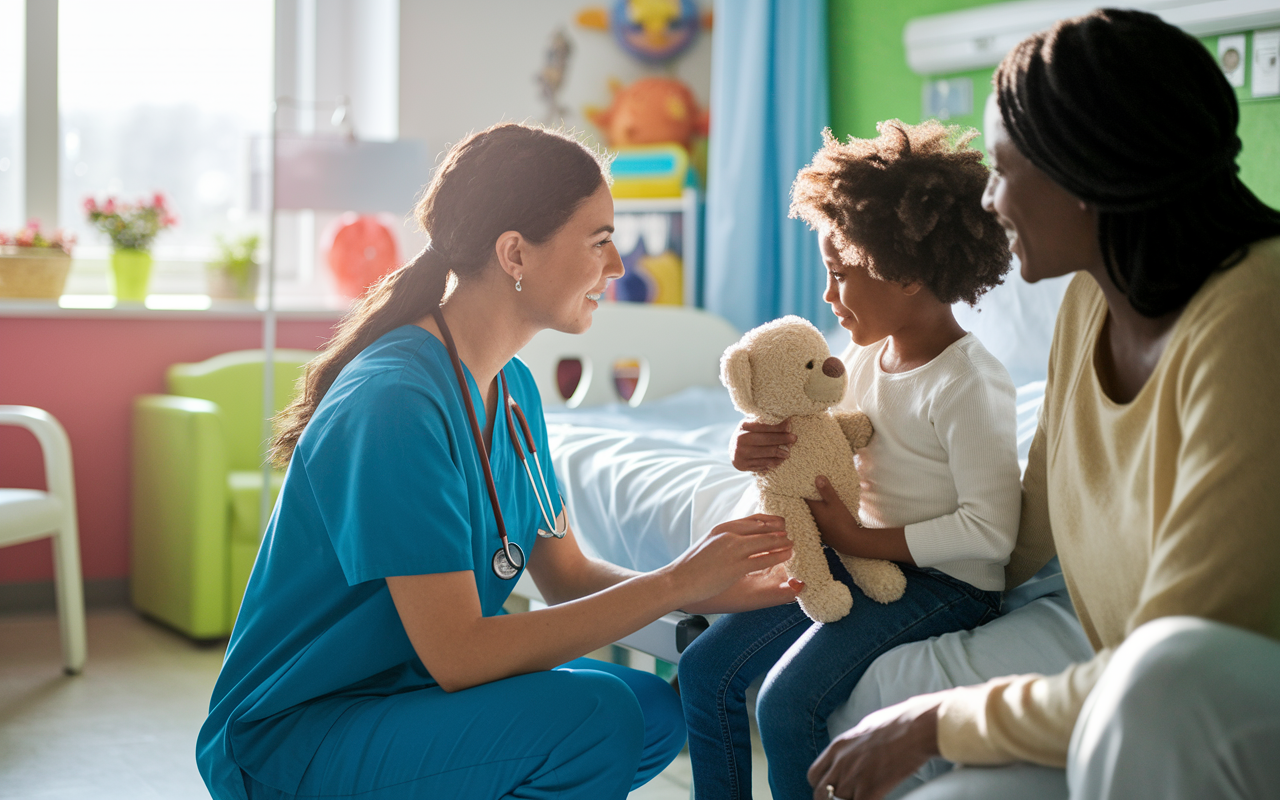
[837,333,1021,591]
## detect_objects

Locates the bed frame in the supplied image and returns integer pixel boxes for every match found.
[511,302,742,663]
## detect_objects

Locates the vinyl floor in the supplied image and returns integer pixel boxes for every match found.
[0,609,773,799]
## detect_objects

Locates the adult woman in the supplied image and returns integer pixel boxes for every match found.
[809,10,1280,800]
[195,123,799,800]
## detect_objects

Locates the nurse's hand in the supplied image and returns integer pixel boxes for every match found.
[666,514,795,610]
[681,562,803,614]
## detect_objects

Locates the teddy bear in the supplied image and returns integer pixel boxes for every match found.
[720,316,907,623]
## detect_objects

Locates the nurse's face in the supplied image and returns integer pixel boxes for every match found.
[980,94,1101,283]
[520,183,624,334]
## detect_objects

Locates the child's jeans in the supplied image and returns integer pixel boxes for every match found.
[678,549,1002,800]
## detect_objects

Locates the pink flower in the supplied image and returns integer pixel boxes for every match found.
[103,198,116,215]
[15,229,34,246]
[24,218,40,230]
[83,197,97,213]
[152,191,167,210]
[0,232,10,245]
[162,214,178,228]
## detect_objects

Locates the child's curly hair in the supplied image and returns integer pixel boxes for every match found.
[790,120,1011,305]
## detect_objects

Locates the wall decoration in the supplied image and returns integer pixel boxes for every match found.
[536,28,574,125]
[608,209,683,304]
[576,0,711,64]
[587,76,708,151]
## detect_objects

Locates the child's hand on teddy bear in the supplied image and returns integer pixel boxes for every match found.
[730,418,798,473]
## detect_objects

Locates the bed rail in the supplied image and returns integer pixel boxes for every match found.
[517,302,740,408]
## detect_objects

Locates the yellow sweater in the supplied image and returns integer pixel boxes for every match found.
[936,237,1280,767]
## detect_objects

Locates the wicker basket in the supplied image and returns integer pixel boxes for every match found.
[0,246,73,299]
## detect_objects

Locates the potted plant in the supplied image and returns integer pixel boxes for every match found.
[85,193,177,301]
[207,233,261,301]
[0,221,76,299]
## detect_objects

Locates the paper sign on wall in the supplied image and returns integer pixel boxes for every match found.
[1254,30,1280,98]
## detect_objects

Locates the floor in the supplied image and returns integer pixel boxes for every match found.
[0,609,773,799]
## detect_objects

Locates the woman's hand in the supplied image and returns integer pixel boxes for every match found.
[681,562,804,614]
[807,694,943,800]
[667,514,795,609]
[731,419,796,473]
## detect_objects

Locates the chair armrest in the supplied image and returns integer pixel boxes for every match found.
[131,395,231,637]
[0,406,76,505]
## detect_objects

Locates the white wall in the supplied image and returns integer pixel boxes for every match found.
[397,0,713,163]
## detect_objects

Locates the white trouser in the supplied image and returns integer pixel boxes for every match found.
[827,583,1093,799]
[834,612,1280,800]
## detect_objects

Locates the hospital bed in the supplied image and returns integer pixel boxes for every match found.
[512,274,1071,665]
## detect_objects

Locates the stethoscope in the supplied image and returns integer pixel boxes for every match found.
[433,307,569,580]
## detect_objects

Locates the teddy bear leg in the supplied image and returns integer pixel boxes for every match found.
[761,495,852,623]
[837,553,907,604]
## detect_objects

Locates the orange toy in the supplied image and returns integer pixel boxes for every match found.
[323,213,400,300]
[587,77,709,151]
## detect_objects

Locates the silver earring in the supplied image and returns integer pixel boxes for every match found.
[515,275,522,292]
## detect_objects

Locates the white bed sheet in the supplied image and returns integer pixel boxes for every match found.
[546,381,1046,574]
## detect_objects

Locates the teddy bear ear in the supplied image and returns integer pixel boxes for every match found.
[720,346,756,415]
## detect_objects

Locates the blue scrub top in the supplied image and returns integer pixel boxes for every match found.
[196,324,561,800]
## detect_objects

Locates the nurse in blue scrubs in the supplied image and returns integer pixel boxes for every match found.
[196,123,801,800]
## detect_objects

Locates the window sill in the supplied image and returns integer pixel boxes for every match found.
[0,297,347,321]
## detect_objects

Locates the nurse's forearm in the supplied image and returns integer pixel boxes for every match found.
[389,568,687,692]
[527,528,639,605]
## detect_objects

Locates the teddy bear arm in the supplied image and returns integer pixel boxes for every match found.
[833,410,874,451]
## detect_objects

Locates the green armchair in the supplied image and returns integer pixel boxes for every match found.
[131,349,314,639]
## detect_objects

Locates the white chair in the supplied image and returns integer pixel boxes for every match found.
[0,406,86,673]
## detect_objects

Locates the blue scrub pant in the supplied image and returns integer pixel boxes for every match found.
[244,658,685,800]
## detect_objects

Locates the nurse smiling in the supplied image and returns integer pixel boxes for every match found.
[196,123,800,800]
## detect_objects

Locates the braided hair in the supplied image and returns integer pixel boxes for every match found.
[995,8,1280,317]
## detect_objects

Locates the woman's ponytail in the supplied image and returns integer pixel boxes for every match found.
[269,247,450,466]
[269,122,608,466]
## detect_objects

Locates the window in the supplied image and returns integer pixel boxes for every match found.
[58,0,273,295]
[0,0,21,231]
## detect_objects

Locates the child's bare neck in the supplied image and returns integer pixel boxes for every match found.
[879,307,966,374]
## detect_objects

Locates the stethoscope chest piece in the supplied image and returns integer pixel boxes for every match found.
[492,541,525,580]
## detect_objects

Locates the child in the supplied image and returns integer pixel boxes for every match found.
[678,120,1019,800]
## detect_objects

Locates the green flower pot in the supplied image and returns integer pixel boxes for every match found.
[110,248,152,302]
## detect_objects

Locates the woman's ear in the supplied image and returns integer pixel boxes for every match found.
[494,230,525,281]
[900,281,923,297]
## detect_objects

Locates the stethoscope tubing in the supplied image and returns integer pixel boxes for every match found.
[504,398,568,538]
[432,308,566,581]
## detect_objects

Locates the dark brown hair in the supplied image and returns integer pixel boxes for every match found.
[995,8,1280,317]
[271,123,609,466]
[790,121,1011,305]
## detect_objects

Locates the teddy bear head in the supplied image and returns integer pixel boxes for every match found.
[720,316,847,423]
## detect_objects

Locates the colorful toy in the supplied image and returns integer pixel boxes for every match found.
[576,0,711,64]
[720,316,907,623]
[588,76,709,151]
[610,144,689,198]
[322,213,400,300]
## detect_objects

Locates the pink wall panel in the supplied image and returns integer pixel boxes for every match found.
[0,315,338,584]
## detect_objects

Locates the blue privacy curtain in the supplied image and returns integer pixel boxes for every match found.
[704,0,829,333]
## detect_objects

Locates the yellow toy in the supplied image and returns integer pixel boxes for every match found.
[720,316,906,623]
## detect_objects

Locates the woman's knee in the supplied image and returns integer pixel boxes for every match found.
[547,668,647,755]
[1081,616,1234,731]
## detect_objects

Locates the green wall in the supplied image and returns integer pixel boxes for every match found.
[828,0,1280,206]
